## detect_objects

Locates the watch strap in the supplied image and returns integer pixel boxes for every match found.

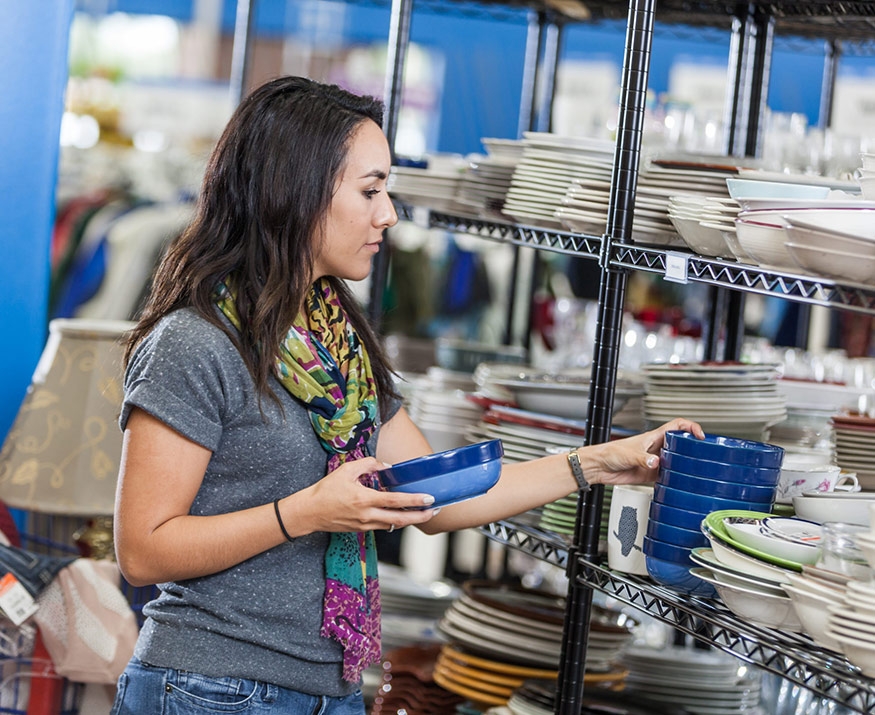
[567,449,590,492]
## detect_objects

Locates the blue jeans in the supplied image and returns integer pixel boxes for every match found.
[110,658,365,715]
[0,544,74,597]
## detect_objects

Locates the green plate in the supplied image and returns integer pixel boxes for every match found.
[702,509,804,572]
[771,503,795,517]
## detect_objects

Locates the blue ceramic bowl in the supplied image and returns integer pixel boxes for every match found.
[646,519,710,549]
[653,483,771,514]
[648,501,706,531]
[643,534,695,565]
[645,553,718,598]
[659,467,776,504]
[378,440,503,486]
[664,431,784,469]
[660,449,781,486]
[376,440,503,509]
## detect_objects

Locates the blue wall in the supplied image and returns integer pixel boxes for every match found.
[74,0,870,155]
[0,3,74,440]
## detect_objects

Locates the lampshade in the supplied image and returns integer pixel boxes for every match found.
[0,319,134,516]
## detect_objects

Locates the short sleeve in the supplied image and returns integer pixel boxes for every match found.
[120,311,249,451]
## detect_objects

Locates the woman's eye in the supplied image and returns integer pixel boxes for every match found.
[364,189,380,199]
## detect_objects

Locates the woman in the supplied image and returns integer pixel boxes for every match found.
[111,75,703,714]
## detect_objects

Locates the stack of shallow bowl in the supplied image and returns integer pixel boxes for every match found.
[641,361,786,442]
[644,431,783,596]
[667,193,740,259]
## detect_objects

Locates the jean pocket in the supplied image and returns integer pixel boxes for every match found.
[165,672,260,713]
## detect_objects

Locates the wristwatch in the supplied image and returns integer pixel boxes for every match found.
[566,449,590,492]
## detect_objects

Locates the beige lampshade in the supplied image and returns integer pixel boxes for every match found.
[0,319,134,516]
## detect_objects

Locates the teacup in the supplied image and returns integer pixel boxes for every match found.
[776,462,859,504]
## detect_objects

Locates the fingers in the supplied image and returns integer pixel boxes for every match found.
[668,417,705,438]
[379,506,441,533]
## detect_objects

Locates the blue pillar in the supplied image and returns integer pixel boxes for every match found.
[0,2,74,439]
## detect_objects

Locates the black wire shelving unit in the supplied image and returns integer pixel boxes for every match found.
[382,0,875,713]
[397,202,875,316]
[483,519,875,714]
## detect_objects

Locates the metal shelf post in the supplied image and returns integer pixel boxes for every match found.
[556,0,656,712]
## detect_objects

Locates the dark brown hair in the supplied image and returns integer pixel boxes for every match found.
[125,76,399,417]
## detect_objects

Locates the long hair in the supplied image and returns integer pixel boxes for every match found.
[125,76,400,417]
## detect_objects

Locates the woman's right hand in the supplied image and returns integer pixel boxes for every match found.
[288,456,439,535]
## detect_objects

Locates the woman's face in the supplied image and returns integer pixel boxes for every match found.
[312,119,398,282]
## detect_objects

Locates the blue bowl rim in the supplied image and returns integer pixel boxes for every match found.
[661,447,782,475]
[379,439,504,483]
[660,466,777,495]
[664,430,784,467]
[653,482,774,510]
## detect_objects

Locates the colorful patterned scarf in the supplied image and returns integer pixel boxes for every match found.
[216,277,381,682]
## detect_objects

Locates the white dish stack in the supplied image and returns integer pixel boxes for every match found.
[620,645,763,715]
[642,362,787,441]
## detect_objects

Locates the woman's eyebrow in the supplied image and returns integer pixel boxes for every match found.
[359,169,388,180]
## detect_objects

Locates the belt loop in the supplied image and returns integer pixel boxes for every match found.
[261,682,278,703]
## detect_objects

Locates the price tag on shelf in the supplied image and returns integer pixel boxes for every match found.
[664,251,689,284]
[0,573,37,625]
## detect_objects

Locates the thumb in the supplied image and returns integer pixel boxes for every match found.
[644,453,660,470]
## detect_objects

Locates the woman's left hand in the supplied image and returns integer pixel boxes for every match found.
[588,417,705,486]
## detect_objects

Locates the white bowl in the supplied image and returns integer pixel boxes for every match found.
[783,571,845,598]
[781,583,843,650]
[779,207,875,241]
[784,220,875,258]
[722,517,822,565]
[785,241,875,285]
[669,215,734,258]
[825,628,875,677]
[734,217,796,268]
[792,492,875,526]
[690,547,787,594]
[704,529,796,583]
[736,196,873,212]
[726,178,831,202]
[690,567,803,632]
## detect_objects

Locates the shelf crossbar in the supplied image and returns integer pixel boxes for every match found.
[426,210,603,257]
[482,519,875,713]
[609,243,875,314]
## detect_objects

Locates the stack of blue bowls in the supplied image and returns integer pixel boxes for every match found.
[644,430,785,596]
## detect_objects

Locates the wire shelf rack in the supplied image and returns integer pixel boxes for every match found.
[482,518,875,713]
[395,204,875,316]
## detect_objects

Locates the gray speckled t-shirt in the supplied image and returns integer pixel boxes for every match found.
[120,308,397,696]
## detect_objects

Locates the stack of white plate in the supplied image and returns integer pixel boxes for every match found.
[557,157,738,247]
[621,645,763,715]
[378,562,459,652]
[476,365,641,422]
[501,132,615,229]
[387,161,469,214]
[831,413,875,488]
[437,581,636,673]
[667,194,740,258]
[408,390,482,452]
[467,405,585,463]
[455,138,524,220]
[825,579,875,677]
[642,362,787,441]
